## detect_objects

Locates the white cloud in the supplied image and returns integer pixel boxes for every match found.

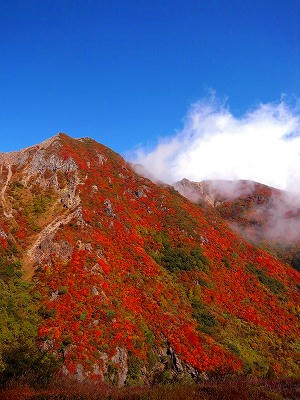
[131,96,300,191]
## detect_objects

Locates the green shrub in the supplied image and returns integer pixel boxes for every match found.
[153,369,174,385]
[79,311,88,321]
[222,257,231,269]
[143,324,155,346]
[58,286,68,295]
[160,243,209,273]
[10,181,24,190]
[190,248,210,273]
[197,278,213,288]
[62,336,72,347]
[33,291,42,300]
[38,306,56,319]
[126,353,143,385]
[106,310,115,319]
[191,297,217,334]
[0,257,22,278]
[24,195,53,216]
[0,279,61,384]
[246,264,286,295]
[226,342,240,356]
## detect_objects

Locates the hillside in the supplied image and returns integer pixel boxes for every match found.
[0,134,299,386]
[174,178,300,272]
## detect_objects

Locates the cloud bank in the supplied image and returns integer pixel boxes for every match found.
[131,96,300,191]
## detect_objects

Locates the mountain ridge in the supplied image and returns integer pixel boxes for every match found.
[0,134,299,385]
[174,177,300,272]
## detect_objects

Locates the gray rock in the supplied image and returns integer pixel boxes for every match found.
[35,238,73,266]
[135,188,146,198]
[50,291,59,301]
[77,240,93,252]
[31,151,78,175]
[75,363,85,382]
[97,154,107,166]
[0,227,7,239]
[91,286,99,296]
[92,363,102,378]
[112,347,128,387]
[104,199,116,217]
[167,346,184,373]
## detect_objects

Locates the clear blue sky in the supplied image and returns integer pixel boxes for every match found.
[0,0,299,154]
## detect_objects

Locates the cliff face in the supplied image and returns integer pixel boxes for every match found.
[0,134,299,384]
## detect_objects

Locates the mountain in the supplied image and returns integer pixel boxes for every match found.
[0,134,299,386]
[174,178,300,272]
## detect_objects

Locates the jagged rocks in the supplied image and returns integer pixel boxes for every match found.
[76,240,93,252]
[104,199,115,217]
[0,226,7,238]
[97,153,107,166]
[36,238,73,266]
[135,187,146,198]
[167,346,184,373]
[31,152,78,175]
[111,347,128,386]
[50,290,59,301]
[75,364,85,382]
[91,286,99,296]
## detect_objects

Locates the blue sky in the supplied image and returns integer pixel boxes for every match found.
[0,0,299,154]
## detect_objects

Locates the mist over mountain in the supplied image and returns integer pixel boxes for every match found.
[131,97,300,192]
[174,178,300,272]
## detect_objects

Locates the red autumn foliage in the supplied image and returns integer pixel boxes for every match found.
[1,133,299,381]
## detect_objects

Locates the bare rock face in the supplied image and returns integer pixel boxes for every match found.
[91,286,99,296]
[26,207,82,265]
[0,136,84,272]
[104,199,116,217]
[0,226,7,239]
[167,346,184,373]
[97,153,107,166]
[0,134,62,169]
[135,187,147,198]
[112,347,128,386]
[174,178,216,206]
[60,179,81,209]
[30,151,78,175]
[35,238,73,266]
[68,348,128,385]
[50,291,59,302]
[76,240,93,252]
[75,364,85,382]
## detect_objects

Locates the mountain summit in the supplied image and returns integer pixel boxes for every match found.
[0,134,299,384]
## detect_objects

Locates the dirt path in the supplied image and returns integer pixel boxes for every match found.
[23,204,81,279]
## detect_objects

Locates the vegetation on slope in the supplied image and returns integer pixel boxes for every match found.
[0,134,299,388]
[0,240,60,385]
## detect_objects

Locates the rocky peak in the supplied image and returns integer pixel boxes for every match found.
[174,178,217,206]
[0,134,299,386]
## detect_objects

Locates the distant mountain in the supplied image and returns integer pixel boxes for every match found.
[0,134,299,385]
[174,178,300,272]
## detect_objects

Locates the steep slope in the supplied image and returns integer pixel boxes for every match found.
[174,178,300,272]
[0,134,299,385]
